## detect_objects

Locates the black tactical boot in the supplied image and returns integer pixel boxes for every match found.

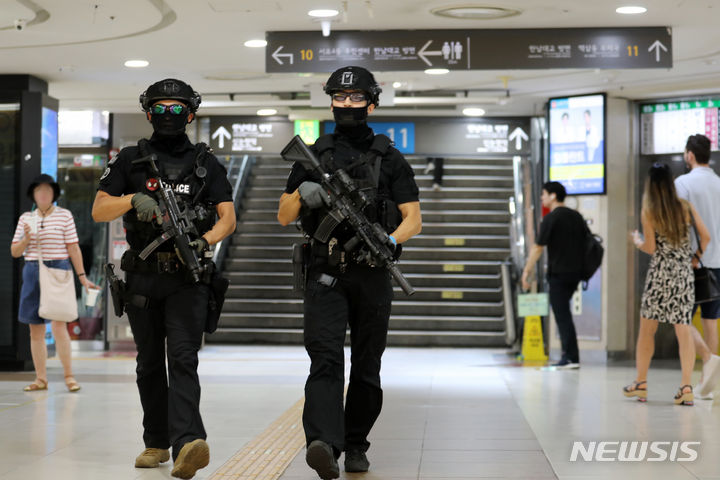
[306,440,340,480]
[344,449,370,472]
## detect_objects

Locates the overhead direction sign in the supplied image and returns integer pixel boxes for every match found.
[266,27,672,72]
[209,117,294,154]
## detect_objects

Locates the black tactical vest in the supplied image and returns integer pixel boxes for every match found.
[123,139,215,252]
[299,133,402,243]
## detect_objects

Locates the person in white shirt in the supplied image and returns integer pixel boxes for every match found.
[10,174,97,393]
[675,134,720,398]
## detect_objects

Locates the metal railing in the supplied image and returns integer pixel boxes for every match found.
[212,154,254,269]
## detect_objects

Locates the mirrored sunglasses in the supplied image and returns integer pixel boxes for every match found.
[152,104,187,115]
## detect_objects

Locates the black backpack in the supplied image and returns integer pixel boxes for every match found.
[581,223,604,287]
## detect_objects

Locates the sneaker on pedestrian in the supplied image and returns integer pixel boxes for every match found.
[552,358,580,369]
[424,163,435,175]
[698,354,720,398]
[306,440,339,480]
[135,448,170,468]
[344,449,370,472]
[171,439,210,479]
[432,182,442,191]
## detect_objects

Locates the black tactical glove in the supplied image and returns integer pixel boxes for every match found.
[298,181,330,209]
[189,237,209,254]
[131,193,162,225]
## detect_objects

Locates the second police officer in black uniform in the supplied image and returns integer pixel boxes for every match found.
[277,66,422,479]
[92,79,236,479]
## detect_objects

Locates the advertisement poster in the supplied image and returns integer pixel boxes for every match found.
[549,94,605,195]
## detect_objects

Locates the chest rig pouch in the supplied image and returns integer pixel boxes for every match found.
[128,139,215,240]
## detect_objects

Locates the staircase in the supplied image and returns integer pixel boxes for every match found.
[205,155,514,347]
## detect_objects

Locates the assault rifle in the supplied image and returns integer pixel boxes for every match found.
[132,154,205,283]
[281,135,415,296]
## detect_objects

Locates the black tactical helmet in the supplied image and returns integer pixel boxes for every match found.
[139,78,202,112]
[324,66,382,106]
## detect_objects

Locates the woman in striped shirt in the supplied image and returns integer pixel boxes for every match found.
[10,174,97,392]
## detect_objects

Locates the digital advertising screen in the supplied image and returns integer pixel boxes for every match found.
[548,93,606,195]
[640,99,719,155]
[41,107,58,178]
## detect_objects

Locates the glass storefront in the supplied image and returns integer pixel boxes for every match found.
[0,103,20,348]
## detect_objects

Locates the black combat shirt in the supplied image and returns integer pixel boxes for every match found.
[536,206,587,276]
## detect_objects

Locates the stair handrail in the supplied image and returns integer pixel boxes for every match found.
[212,154,254,268]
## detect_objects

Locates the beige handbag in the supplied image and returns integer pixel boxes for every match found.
[36,215,78,322]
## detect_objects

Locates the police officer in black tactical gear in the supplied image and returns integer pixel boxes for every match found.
[92,78,236,479]
[278,66,422,480]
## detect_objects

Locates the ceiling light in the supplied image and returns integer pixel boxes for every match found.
[463,107,485,116]
[424,68,449,75]
[392,81,402,88]
[124,59,149,68]
[431,6,521,20]
[257,108,277,116]
[321,20,331,37]
[244,39,267,48]
[308,9,339,18]
[616,6,647,14]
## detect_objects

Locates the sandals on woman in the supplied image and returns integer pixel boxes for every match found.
[622,380,647,402]
[674,385,693,406]
[23,378,48,392]
[64,375,81,393]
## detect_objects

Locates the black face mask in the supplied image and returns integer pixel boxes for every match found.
[333,106,368,127]
[151,112,189,137]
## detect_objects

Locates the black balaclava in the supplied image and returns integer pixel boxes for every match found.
[151,110,190,137]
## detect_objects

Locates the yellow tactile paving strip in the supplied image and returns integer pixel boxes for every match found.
[208,397,305,480]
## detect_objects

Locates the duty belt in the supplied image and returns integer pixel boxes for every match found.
[121,250,185,275]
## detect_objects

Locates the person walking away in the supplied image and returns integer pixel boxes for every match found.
[424,157,444,191]
[675,134,720,398]
[624,163,709,405]
[521,181,586,368]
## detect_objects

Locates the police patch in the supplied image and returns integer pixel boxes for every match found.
[100,167,111,180]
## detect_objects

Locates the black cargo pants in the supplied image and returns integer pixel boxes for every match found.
[124,270,209,460]
[302,263,394,455]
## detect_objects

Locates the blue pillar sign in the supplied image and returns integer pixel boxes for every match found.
[324,122,416,154]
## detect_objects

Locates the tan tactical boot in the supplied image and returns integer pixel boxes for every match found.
[171,439,210,479]
[135,448,170,468]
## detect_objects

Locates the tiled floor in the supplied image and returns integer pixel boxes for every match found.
[0,346,718,479]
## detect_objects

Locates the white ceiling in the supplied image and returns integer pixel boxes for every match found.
[1,0,720,117]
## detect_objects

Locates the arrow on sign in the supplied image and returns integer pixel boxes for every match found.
[508,127,529,149]
[272,46,294,65]
[418,40,443,66]
[648,40,667,62]
[212,126,231,149]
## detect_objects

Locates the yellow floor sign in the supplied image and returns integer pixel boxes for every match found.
[520,315,548,364]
